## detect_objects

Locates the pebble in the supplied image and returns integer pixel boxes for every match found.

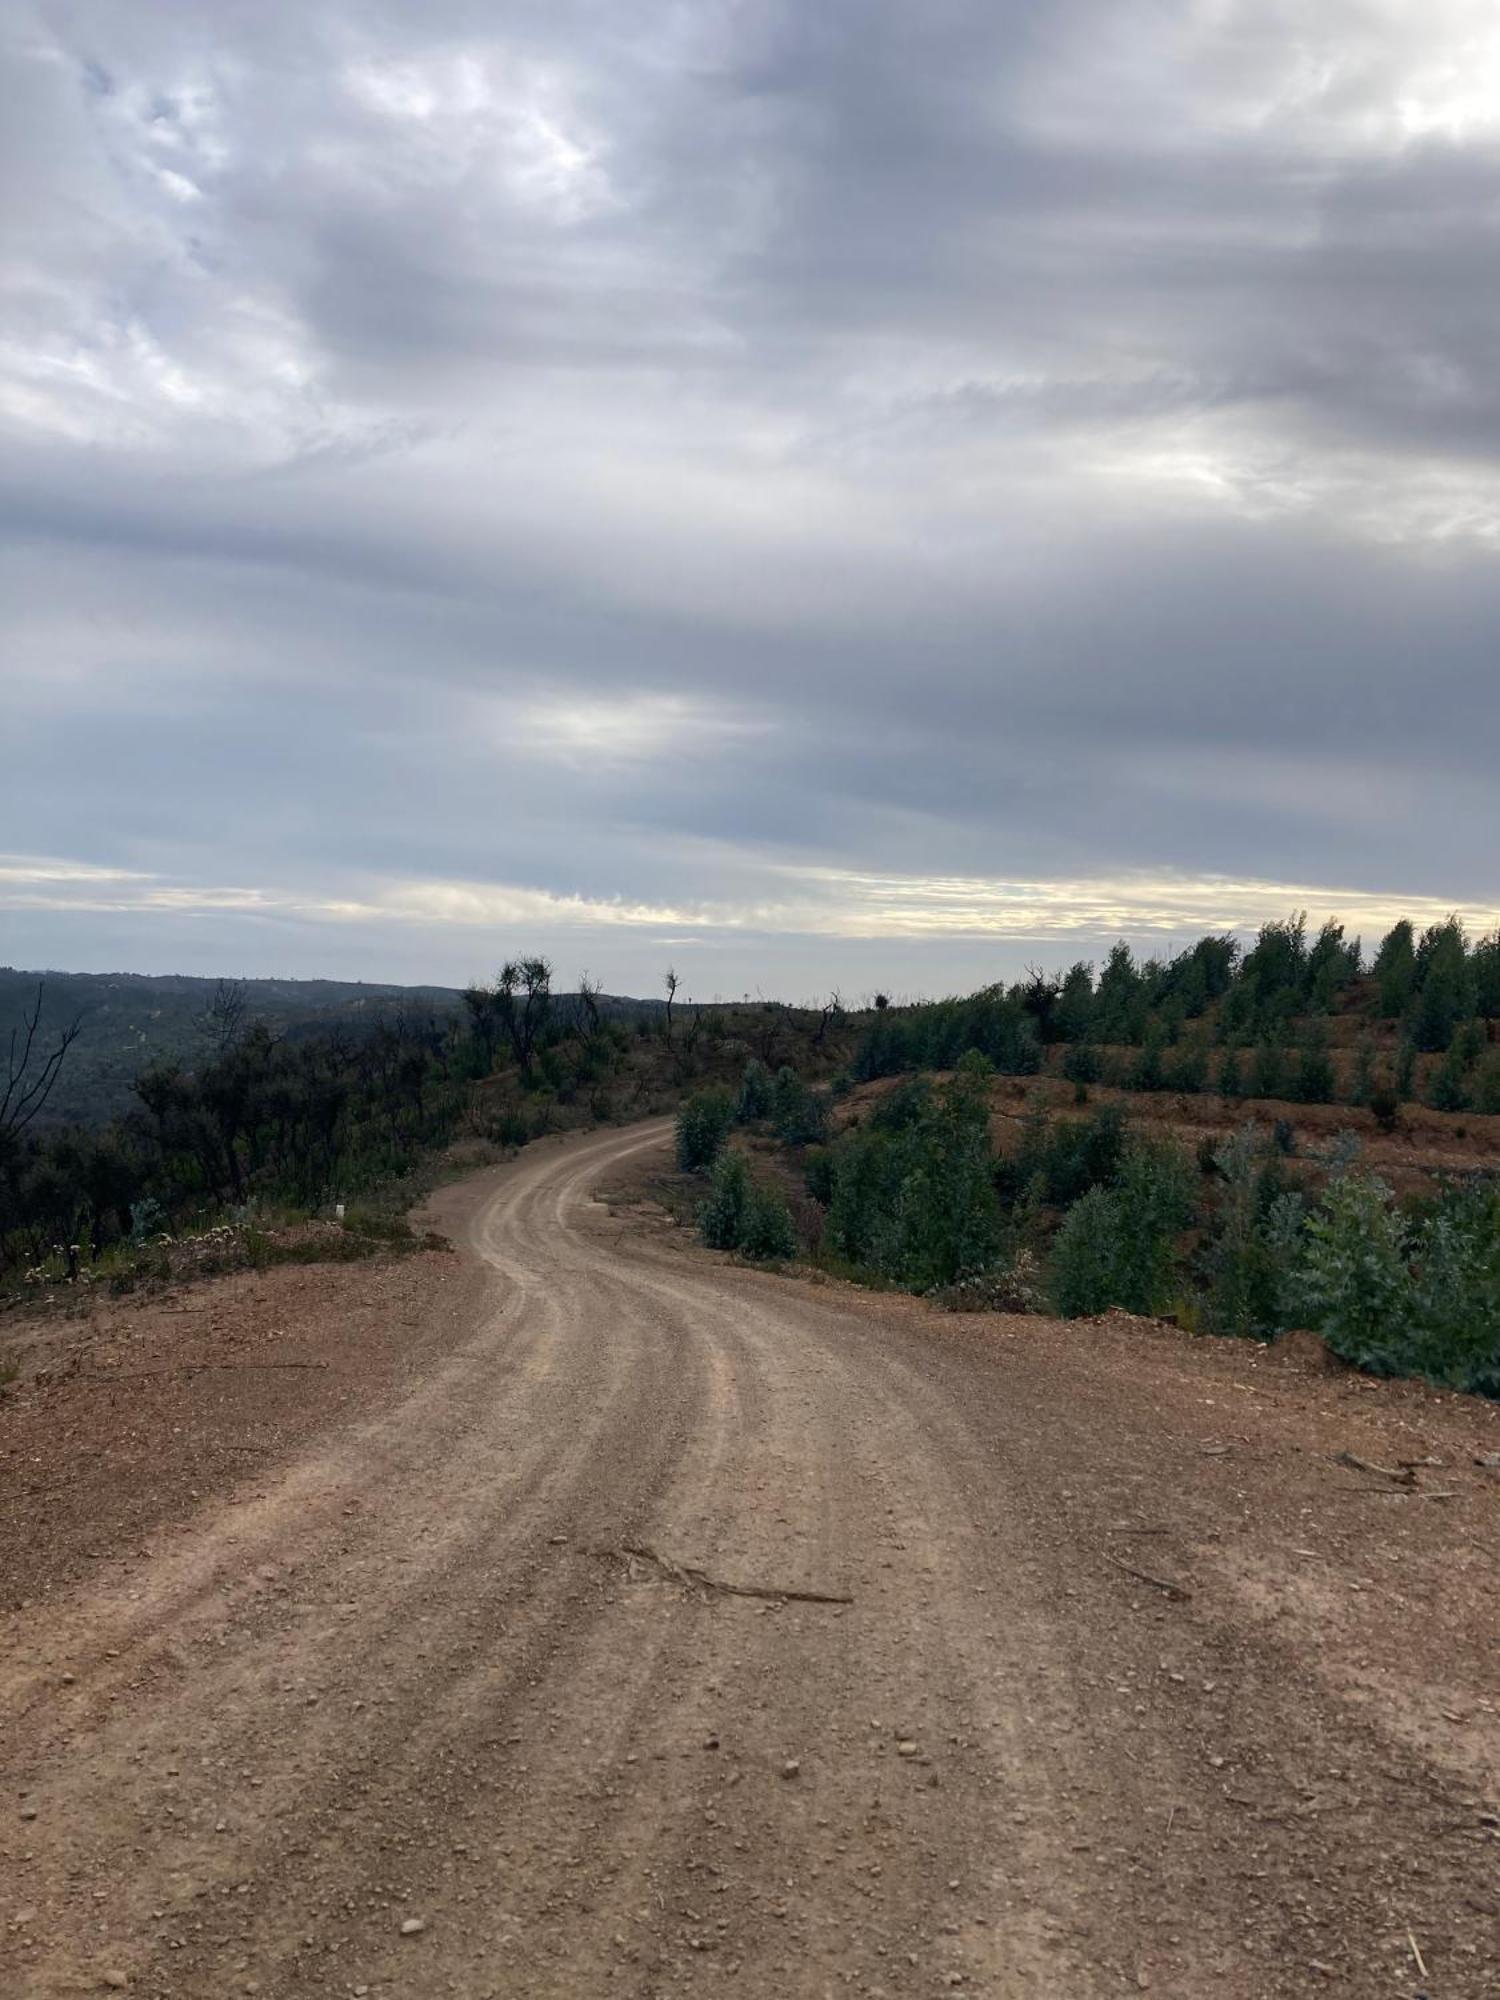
[896,1741,919,1758]
[399,1917,426,1936]
[781,1760,800,1779]
[19,1805,38,1821]
[101,1975,129,1992]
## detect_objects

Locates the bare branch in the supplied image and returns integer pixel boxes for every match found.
[1,982,83,1142]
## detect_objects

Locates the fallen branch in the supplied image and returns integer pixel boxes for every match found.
[1330,1486,1458,1502]
[1105,1553,1192,1602]
[605,1543,854,1606]
[1332,1449,1415,1486]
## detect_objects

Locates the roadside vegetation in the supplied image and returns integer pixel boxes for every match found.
[7,911,1500,1395]
[0,962,857,1306]
[668,913,1500,1397]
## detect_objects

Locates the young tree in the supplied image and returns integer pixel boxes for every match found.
[736,1058,774,1123]
[1094,942,1145,1044]
[1373,919,1417,1020]
[1291,1022,1335,1104]
[495,957,553,1070]
[676,1088,735,1171]
[1474,931,1500,1024]
[1055,962,1096,1043]
[1412,918,1476,1052]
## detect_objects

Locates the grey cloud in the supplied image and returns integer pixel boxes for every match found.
[3,0,1499,990]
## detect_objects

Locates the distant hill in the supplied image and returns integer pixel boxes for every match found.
[0,969,658,1128]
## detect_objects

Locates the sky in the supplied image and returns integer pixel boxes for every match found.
[4,0,1500,1003]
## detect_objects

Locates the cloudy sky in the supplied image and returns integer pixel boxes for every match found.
[4,1,1499,1000]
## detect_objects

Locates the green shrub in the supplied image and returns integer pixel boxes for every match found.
[1286,1169,1500,1390]
[1369,1086,1401,1133]
[825,1068,1002,1290]
[1291,1025,1335,1104]
[736,1059,774,1123]
[1111,1140,1196,1312]
[1130,1028,1167,1092]
[676,1088,735,1172]
[1050,1187,1122,1318]
[1350,1040,1377,1106]
[697,1154,797,1261]
[1166,1042,1207,1094]
[698,1150,751,1248]
[869,1077,933,1134]
[1061,1041,1100,1086]
[1200,1127,1303,1338]
[1031,1103,1128,1206]
[1050,1139,1194,1319]
[1249,1039,1285,1099]
[1412,918,1476,1052]
[1407,1184,1500,1393]
[803,1146,835,1206]
[741,1184,797,1261]
[1394,1039,1417,1101]
[770,1067,827,1146]
[1295,1172,1413,1374]
[1428,1044,1472,1112]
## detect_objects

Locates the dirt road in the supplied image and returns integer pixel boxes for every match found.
[4,1121,1499,1997]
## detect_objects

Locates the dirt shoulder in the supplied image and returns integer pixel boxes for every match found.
[0,1237,481,1616]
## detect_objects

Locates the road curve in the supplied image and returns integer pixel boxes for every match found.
[3,1120,1497,1997]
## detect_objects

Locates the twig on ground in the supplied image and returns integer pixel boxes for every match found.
[1330,1485,1458,1501]
[1104,1553,1192,1602]
[604,1542,854,1606]
[1407,1930,1428,1979]
[1332,1449,1415,1486]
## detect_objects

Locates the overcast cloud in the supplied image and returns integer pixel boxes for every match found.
[4,0,1499,998]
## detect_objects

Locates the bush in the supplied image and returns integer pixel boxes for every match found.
[1050,1187,1121,1318]
[736,1060,774,1123]
[1129,1029,1168,1092]
[1249,1039,1285,1100]
[741,1184,797,1261]
[1294,1172,1415,1375]
[1394,1039,1417,1101]
[1200,1127,1303,1339]
[676,1088,735,1172]
[1406,1184,1500,1393]
[1291,1026,1335,1105]
[1428,1045,1472,1113]
[824,1068,1003,1290]
[698,1150,751,1248]
[1050,1139,1194,1318]
[1018,1102,1128,1207]
[1061,1042,1100,1086]
[697,1152,797,1261]
[770,1066,828,1146]
[1166,1042,1207,1094]
[803,1146,835,1206]
[1216,1048,1245,1100]
[1369,1087,1401,1134]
